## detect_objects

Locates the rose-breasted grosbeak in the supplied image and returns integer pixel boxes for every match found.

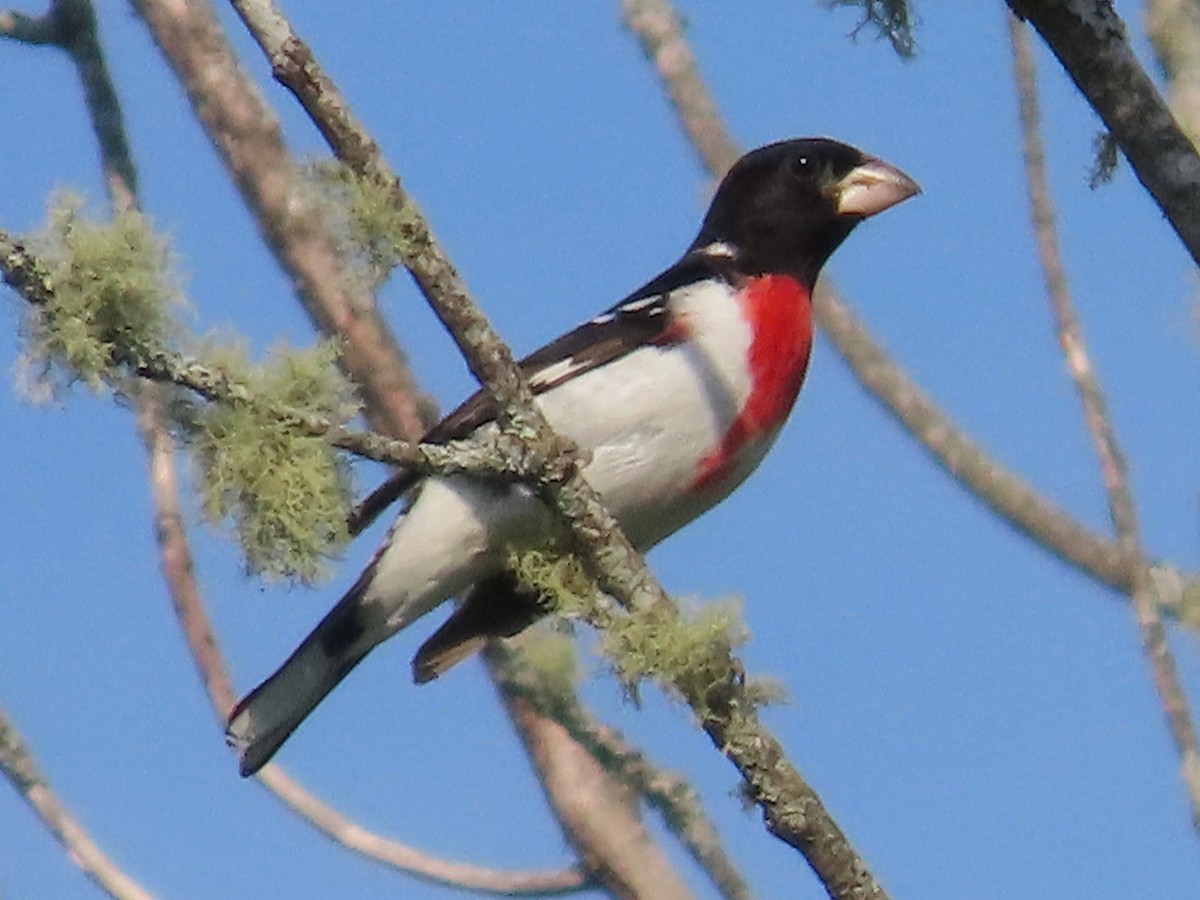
[227,138,918,776]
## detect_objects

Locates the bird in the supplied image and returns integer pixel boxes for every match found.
[227,137,919,776]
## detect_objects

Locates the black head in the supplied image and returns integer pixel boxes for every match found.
[691,138,919,284]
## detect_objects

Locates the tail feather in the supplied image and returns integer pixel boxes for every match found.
[227,639,368,777]
[227,577,380,777]
[228,477,516,773]
[412,573,545,684]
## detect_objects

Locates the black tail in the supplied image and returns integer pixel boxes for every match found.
[227,574,380,776]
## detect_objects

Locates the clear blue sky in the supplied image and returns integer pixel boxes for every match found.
[3,2,1199,898]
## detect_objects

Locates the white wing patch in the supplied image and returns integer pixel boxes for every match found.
[528,355,588,390]
[698,241,737,260]
[617,294,661,313]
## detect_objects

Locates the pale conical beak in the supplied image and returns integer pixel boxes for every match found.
[834,157,921,218]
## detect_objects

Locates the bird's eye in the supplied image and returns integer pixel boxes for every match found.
[789,155,815,180]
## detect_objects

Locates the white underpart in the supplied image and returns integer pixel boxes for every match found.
[359,278,762,636]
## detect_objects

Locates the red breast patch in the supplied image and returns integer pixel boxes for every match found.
[690,274,814,491]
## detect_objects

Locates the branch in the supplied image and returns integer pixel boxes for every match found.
[1008,14,1200,828]
[487,641,752,900]
[1006,0,1200,268]
[0,9,151,898]
[1145,0,1200,148]
[129,0,432,439]
[225,1,888,895]
[491,660,691,900]
[620,0,740,174]
[136,387,592,897]
[0,0,138,207]
[0,708,154,900]
[619,0,1200,618]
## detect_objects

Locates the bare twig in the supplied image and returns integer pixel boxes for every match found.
[1007,0,1200,268]
[0,708,155,900]
[1,0,138,207]
[0,8,150,898]
[0,7,59,43]
[257,764,590,895]
[1008,14,1200,828]
[619,0,1200,615]
[226,1,888,895]
[495,671,690,899]
[621,0,740,174]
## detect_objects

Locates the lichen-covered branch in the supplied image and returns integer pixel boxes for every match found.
[129,0,432,439]
[136,395,590,895]
[1007,0,1200,268]
[487,641,752,900]
[1,2,591,888]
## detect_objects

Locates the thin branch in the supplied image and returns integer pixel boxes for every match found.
[620,0,740,174]
[486,642,752,900]
[619,0,1200,617]
[1,0,137,208]
[226,1,888,896]
[493,666,690,900]
[0,6,61,44]
[1006,0,1200,268]
[0,8,149,898]
[1008,13,1200,828]
[0,708,155,900]
[135,391,592,896]
[815,283,1162,595]
[0,227,591,491]
[257,765,589,896]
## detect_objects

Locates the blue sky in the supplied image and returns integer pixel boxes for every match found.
[2,2,1199,898]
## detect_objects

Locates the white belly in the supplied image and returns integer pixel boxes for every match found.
[373,279,778,626]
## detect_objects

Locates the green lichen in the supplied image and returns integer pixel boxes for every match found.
[304,159,419,287]
[509,547,597,614]
[603,597,747,716]
[20,196,180,393]
[508,547,774,719]
[190,340,359,583]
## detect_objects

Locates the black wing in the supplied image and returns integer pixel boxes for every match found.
[347,247,739,535]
